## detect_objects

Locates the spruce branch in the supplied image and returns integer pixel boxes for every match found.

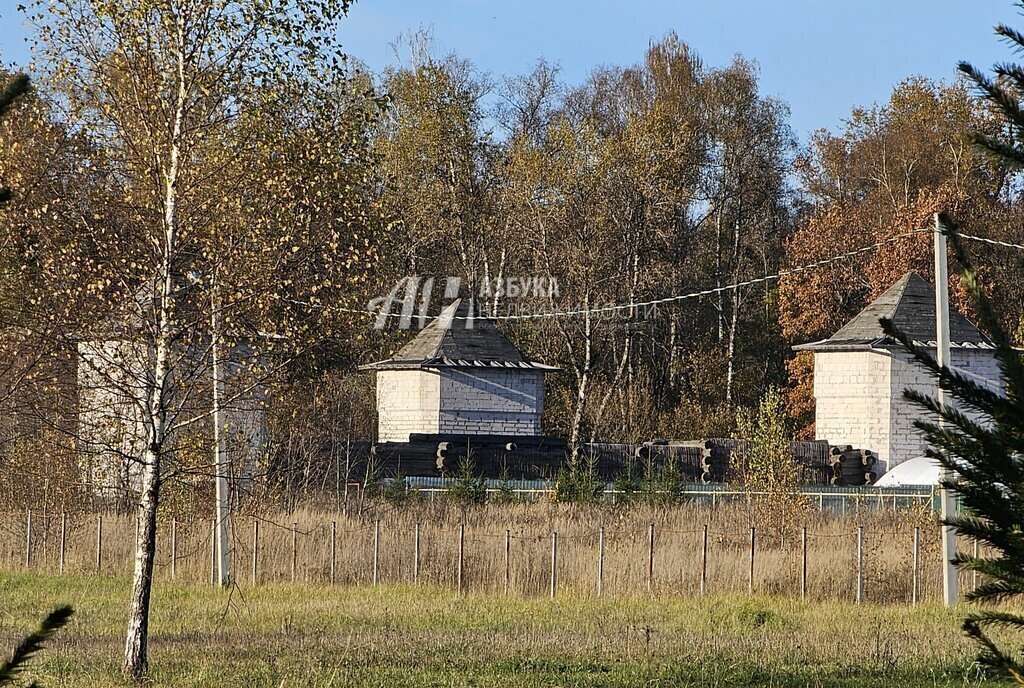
[0,605,74,686]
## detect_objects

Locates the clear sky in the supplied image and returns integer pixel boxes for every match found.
[0,0,1016,140]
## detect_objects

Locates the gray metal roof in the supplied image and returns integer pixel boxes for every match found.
[794,272,994,352]
[360,299,558,371]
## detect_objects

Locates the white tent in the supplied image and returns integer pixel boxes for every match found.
[874,456,943,487]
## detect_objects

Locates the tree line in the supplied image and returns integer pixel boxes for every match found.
[3,0,1024,678]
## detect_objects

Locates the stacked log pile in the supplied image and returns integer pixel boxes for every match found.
[375,434,569,480]
[272,435,876,486]
[826,446,878,486]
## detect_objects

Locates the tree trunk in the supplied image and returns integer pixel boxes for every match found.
[725,290,740,404]
[725,220,742,404]
[123,13,184,675]
[122,445,161,678]
[568,308,592,453]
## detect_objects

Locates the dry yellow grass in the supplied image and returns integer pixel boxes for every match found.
[0,499,967,604]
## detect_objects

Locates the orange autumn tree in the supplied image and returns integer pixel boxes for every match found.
[780,78,1008,438]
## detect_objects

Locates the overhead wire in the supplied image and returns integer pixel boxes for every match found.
[311,228,933,323]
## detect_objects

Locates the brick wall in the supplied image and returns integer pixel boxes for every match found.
[376,369,441,442]
[375,367,545,441]
[814,347,1003,471]
[813,350,892,467]
[887,348,1002,468]
[439,369,544,436]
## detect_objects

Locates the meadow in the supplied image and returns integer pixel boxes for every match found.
[0,573,1000,687]
[0,500,1007,686]
[0,499,961,602]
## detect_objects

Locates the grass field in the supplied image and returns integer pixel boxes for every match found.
[0,572,1003,687]
[0,501,953,603]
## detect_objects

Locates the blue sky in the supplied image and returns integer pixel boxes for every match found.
[0,0,1016,140]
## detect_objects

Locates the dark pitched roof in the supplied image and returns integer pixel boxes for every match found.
[360,299,558,371]
[794,272,994,352]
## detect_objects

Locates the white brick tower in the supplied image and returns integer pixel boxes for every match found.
[361,300,558,442]
[795,272,1002,471]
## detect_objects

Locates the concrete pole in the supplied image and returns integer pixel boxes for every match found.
[934,213,958,607]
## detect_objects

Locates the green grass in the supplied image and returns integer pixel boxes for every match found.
[0,573,1003,686]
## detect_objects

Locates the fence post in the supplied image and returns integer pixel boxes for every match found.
[414,522,421,585]
[291,521,297,583]
[330,521,337,585]
[251,519,259,585]
[647,523,655,594]
[95,515,102,574]
[24,509,32,570]
[972,539,979,592]
[856,525,864,604]
[373,519,380,586]
[800,526,808,600]
[41,508,49,568]
[700,524,708,596]
[503,528,510,595]
[457,522,465,594]
[912,526,920,605]
[597,527,605,597]
[170,517,177,580]
[550,531,558,599]
[59,512,67,575]
[748,527,755,594]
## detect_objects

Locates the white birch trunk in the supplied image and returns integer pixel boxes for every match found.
[123,11,185,678]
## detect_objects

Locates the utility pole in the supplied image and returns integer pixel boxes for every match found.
[934,213,958,606]
[211,278,230,587]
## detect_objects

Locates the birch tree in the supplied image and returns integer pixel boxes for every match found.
[24,0,372,677]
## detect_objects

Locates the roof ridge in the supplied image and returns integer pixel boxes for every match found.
[794,271,993,352]
[358,298,557,371]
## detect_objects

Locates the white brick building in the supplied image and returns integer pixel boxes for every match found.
[77,283,268,498]
[362,300,556,442]
[795,272,1002,471]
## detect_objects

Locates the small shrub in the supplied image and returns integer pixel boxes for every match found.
[554,454,604,503]
[447,455,487,505]
[381,474,418,505]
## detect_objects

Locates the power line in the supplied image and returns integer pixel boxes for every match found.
[295,226,1017,324]
[958,233,1024,252]
[317,228,930,322]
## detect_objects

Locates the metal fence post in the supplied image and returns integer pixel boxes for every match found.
[24,509,32,570]
[95,515,102,574]
[170,517,177,580]
[972,539,979,592]
[550,531,558,599]
[597,527,605,597]
[503,529,510,595]
[291,521,298,583]
[856,525,864,604]
[330,521,337,585]
[373,519,380,586]
[748,527,755,594]
[801,526,807,600]
[647,523,655,594]
[700,524,708,596]
[414,522,421,585]
[210,519,217,586]
[59,512,67,575]
[457,522,465,594]
[912,526,920,605]
[251,519,258,585]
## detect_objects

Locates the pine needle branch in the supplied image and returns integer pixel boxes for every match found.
[0,605,74,686]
